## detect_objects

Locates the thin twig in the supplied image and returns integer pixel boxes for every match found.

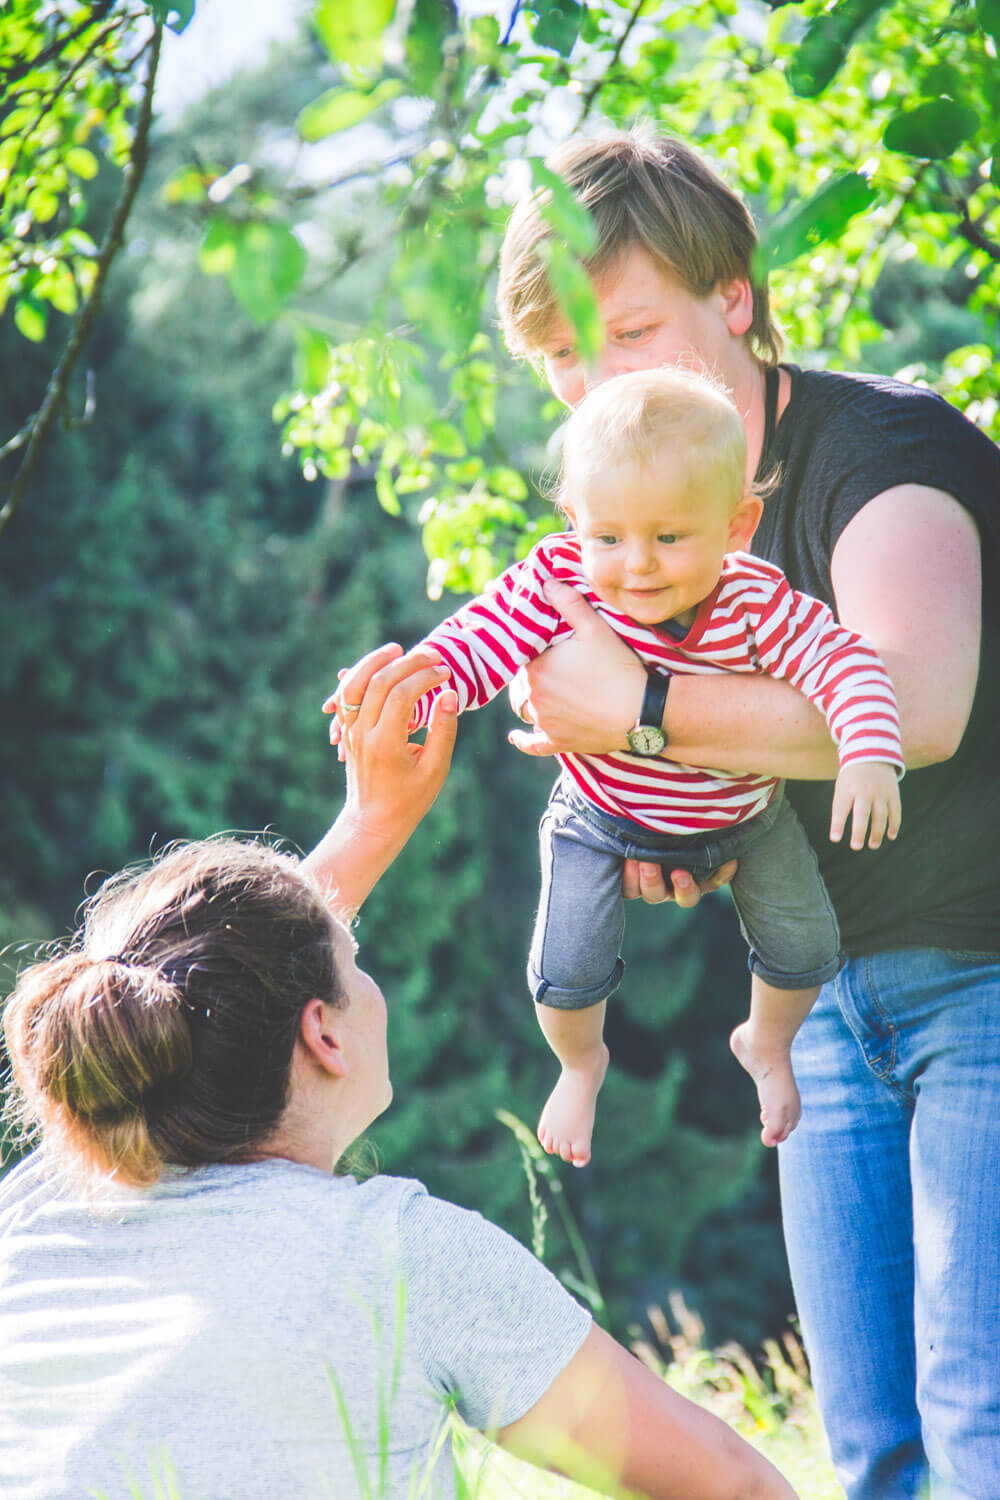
[579,0,647,123]
[0,25,162,542]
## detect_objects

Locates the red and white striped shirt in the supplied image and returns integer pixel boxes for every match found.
[411,535,903,835]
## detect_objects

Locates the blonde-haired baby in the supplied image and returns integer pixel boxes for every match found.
[331,367,902,1165]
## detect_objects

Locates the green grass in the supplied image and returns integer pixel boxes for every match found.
[455,1290,845,1500]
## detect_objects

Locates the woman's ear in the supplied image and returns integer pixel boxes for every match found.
[298,998,346,1078]
[726,494,764,552]
[717,277,754,338]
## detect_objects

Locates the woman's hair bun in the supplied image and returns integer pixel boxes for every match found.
[5,950,193,1128]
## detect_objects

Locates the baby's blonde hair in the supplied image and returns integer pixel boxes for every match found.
[555,365,748,515]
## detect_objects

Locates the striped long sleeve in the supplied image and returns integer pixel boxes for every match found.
[402,536,902,836]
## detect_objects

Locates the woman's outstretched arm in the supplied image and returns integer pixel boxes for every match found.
[304,644,458,917]
[499,1323,797,1500]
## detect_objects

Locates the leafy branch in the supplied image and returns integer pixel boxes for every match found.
[0,23,163,541]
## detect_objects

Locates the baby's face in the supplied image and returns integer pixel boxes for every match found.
[568,457,752,630]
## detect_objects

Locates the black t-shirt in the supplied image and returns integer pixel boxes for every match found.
[752,365,1000,957]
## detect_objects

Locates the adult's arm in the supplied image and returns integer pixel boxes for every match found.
[499,1323,796,1500]
[304,644,458,917]
[511,486,980,779]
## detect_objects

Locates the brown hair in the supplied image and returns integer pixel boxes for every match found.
[2,839,344,1187]
[498,126,782,366]
[555,365,747,514]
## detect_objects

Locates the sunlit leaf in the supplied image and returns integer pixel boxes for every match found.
[537,239,602,362]
[530,160,598,258]
[759,172,878,268]
[198,217,239,276]
[406,0,457,96]
[149,0,196,33]
[228,221,306,323]
[297,80,404,141]
[14,297,47,342]
[376,465,401,515]
[294,328,333,394]
[313,0,395,70]
[883,99,979,160]
[788,0,890,97]
[527,0,582,56]
[977,0,1000,43]
[65,147,98,180]
[163,166,209,205]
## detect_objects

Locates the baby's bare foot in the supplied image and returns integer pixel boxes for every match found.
[537,1046,609,1168]
[730,1023,801,1148]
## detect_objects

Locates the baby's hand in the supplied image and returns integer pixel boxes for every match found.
[829,761,902,851]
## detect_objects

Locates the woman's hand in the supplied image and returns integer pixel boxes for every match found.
[306,645,458,915]
[508,581,645,757]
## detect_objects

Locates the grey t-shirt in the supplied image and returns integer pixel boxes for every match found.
[0,1152,591,1500]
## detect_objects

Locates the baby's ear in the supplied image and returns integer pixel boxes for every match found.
[726,493,763,552]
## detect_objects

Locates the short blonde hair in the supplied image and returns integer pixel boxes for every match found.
[498,127,781,366]
[556,366,747,514]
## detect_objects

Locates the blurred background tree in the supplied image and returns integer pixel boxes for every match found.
[2,0,998,1348]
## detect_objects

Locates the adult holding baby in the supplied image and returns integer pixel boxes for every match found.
[497,128,1000,1500]
[0,647,795,1500]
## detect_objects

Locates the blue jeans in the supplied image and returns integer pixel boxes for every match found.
[778,948,1000,1500]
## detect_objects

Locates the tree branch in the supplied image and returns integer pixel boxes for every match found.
[0,24,163,542]
[578,0,647,123]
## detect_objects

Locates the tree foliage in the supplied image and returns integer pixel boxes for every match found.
[3,1,999,562]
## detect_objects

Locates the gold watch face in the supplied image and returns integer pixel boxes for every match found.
[627,724,667,756]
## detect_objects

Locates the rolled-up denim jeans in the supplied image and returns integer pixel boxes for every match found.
[527,778,842,1008]
[779,948,1000,1499]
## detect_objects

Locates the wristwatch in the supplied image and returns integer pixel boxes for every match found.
[626,671,670,756]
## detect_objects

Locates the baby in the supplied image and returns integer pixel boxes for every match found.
[331,368,902,1165]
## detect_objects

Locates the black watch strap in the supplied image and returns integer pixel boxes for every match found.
[640,671,670,737]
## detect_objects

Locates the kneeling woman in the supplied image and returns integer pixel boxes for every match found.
[0,646,795,1500]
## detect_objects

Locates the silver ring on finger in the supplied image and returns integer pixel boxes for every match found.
[341,701,363,714]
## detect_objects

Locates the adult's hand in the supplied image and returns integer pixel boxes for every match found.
[306,645,458,916]
[508,580,645,757]
[623,858,738,908]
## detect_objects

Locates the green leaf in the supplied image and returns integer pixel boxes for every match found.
[297,80,404,141]
[428,419,466,458]
[13,297,47,342]
[313,0,395,70]
[977,0,1000,42]
[991,148,1000,189]
[198,217,239,276]
[883,99,979,160]
[376,465,401,515]
[527,0,582,56]
[163,166,209,205]
[788,0,890,97]
[537,239,602,362]
[149,0,196,33]
[530,159,598,258]
[228,220,306,323]
[759,172,878,269]
[406,0,456,96]
[294,328,333,394]
[65,146,98,180]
